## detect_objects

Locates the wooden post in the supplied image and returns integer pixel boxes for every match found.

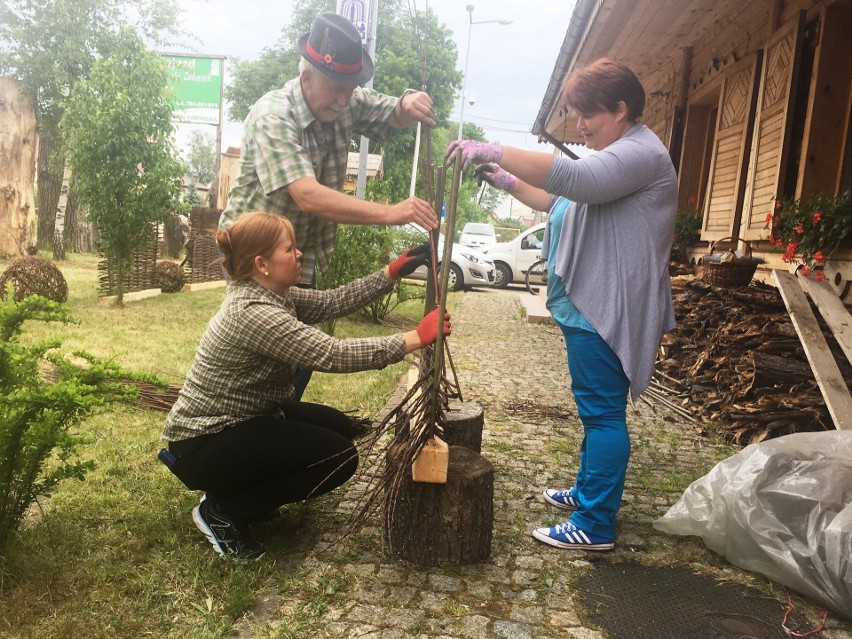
[385,445,493,566]
[0,78,37,259]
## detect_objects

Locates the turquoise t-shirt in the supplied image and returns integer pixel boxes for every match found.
[545,198,596,332]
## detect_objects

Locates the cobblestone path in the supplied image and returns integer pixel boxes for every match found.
[240,288,851,639]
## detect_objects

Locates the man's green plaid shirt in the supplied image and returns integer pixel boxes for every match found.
[220,78,398,285]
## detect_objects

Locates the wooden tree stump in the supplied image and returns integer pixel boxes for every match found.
[443,400,484,453]
[384,445,493,566]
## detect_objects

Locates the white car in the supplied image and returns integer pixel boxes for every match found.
[406,237,495,291]
[480,222,547,288]
[458,222,497,249]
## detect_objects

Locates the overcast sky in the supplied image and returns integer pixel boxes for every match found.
[172,0,574,153]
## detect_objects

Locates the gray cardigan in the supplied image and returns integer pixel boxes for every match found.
[543,123,677,396]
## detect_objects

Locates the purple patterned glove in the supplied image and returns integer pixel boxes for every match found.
[473,163,517,193]
[444,140,504,171]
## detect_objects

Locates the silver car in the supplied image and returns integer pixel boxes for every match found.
[406,237,495,291]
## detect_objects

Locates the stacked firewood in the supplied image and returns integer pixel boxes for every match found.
[655,277,852,444]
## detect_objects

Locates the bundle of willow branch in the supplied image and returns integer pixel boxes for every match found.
[337,343,462,534]
[328,136,467,538]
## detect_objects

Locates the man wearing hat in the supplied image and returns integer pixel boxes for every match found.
[220,12,439,290]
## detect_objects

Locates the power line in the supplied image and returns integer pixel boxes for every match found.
[465,114,534,126]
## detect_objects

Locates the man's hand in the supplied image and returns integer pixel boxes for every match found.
[388,243,431,280]
[444,140,504,172]
[473,163,517,193]
[393,91,436,127]
[386,196,438,230]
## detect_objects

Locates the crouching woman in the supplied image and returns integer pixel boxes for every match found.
[160,211,450,561]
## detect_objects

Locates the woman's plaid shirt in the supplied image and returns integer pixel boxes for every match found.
[162,271,406,442]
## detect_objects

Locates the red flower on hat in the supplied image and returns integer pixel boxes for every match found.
[323,54,333,63]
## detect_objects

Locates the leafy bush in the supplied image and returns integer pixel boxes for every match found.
[317,225,426,332]
[0,288,148,556]
[766,190,852,279]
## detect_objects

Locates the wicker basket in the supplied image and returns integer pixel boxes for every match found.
[701,236,764,288]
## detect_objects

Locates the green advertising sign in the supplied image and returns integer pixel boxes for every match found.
[163,55,223,125]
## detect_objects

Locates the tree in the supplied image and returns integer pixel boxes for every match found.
[0,0,183,253]
[185,129,216,186]
[61,30,186,306]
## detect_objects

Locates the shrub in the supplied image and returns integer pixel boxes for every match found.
[0,288,149,556]
[317,226,426,332]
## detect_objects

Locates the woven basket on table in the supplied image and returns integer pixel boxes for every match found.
[701,236,764,288]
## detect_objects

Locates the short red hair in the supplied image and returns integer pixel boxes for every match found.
[563,58,645,121]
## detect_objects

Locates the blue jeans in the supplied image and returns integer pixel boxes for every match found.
[558,323,630,540]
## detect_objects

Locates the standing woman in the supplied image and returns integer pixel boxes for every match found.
[161,212,450,561]
[450,58,677,551]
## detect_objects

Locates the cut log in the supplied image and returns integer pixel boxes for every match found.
[385,445,493,566]
[751,351,814,387]
[443,400,484,452]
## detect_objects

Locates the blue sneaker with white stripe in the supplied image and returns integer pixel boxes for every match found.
[532,521,614,550]
[543,487,579,510]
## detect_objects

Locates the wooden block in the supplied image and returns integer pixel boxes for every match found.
[98,288,161,305]
[411,436,448,484]
[182,280,226,292]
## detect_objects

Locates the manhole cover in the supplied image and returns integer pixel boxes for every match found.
[574,561,808,639]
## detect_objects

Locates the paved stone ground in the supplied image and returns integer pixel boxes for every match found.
[240,287,852,638]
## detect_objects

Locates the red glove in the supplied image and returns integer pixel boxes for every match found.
[414,308,452,347]
[388,243,431,280]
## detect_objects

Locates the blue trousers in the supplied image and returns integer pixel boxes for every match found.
[558,324,630,540]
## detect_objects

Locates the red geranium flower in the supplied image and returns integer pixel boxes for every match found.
[814,250,825,263]
[812,211,822,224]
[815,271,825,282]
[800,266,812,277]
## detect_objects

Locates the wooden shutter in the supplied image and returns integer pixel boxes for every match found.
[741,12,806,239]
[701,54,761,241]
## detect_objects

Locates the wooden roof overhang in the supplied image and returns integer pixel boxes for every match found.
[533,0,776,147]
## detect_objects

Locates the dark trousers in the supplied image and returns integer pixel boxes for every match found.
[168,402,357,521]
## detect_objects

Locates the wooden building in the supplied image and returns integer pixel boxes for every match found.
[343,151,383,194]
[534,0,852,299]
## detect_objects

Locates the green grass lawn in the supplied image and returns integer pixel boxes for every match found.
[0,252,444,638]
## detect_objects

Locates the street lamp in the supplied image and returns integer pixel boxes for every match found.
[457,4,512,140]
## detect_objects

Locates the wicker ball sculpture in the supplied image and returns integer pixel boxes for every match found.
[155,260,186,293]
[0,256,68,303]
